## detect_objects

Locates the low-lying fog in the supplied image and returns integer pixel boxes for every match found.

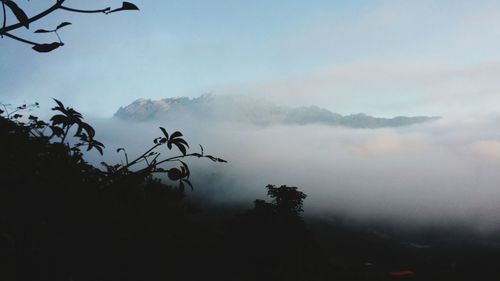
[86,113,500,232]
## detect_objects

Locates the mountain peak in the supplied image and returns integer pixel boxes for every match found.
[114,94,440,128]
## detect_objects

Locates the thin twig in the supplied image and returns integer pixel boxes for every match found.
[3,32,38,45]
[2,0,6,38]
[60,6,110,14]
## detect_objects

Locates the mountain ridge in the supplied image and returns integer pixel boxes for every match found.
[114,94,440,128]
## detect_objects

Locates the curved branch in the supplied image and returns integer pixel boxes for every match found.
[0,0,65,34]
[60,5,110,14]
[3,32,38,45]
[2,1,6,33]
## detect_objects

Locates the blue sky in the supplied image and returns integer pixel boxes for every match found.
[3,0,500,117]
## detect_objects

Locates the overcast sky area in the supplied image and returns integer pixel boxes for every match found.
[3,0,500,117]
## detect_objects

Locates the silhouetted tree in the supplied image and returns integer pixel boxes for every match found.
[0,0,139,52]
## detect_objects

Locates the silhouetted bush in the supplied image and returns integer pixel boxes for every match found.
[0,100,224,281]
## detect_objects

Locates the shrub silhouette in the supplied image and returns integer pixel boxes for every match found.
[0,100,225,281]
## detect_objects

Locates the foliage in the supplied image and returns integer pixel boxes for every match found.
[0,99,227,280]
[0,0,139,52]
[0,99,226,190]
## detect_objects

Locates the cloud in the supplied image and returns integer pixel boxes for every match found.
[471,140,500,160]
[221,60,500,117]
[81,112,500,232]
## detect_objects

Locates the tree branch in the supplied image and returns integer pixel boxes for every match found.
[60,5,110,14]
[0,0,65,34]
[2,1,6,36]
[3,32,38,45]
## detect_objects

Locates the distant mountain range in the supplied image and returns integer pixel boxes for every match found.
[114,94,440,128]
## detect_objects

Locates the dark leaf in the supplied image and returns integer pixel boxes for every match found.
[159,127,169,140]
[117,148,125,153]
[179,160,190,178]
[52,98,65,112]
[50,114,67,126]
[167,168,182,181]
[122,2,139,10]
[183,179,193,191]
[94,145,104,155]
[167,142,172,150]
[107,2,139,14]
[170,131,182,139]
[56,22,72,30]
[159,137,167,144]
[199,144,204,156]
[92,139,105,148]
[50,126,64,137]
[5,1,29,29]
[34,29,52,33]
[173,142,187,155]
[206,155,228,163]
[32,42,63,53]
[173,138,189,148]
[66,108,82,118]
[79,122,95,138]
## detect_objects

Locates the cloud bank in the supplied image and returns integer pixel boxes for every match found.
[84,113,500,233]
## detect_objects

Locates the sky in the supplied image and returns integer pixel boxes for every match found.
[3,0,500,117]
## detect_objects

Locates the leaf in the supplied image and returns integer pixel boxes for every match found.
[199,144,204,156]
[116,148,125,153]
[79,122,95,138]
[5,1,29,29]
[206,155,228,163]
[159,127,169,140]
[107,2,139,14]
[179,160,190,178]
[183,179,193,191]
[52,98,65,112]
[94,145,104,155]
[50,126,64,137]
[32,42,63,53]
[122,2,139,10]
[50,114,67,126]
[170,131,182,139]
[173,141,187,155]
[167,168,182,181]
[34,29,52,33]
[56,22,72,30]
[173,138,189,148]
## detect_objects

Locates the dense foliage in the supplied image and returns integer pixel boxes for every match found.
[0,100,325,281]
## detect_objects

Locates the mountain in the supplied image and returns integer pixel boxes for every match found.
[114,94,440,128]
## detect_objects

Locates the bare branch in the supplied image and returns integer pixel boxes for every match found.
[0,0,65,34]
[60,5,110,14]
[2,1,6,36]
[3,32,38,45]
